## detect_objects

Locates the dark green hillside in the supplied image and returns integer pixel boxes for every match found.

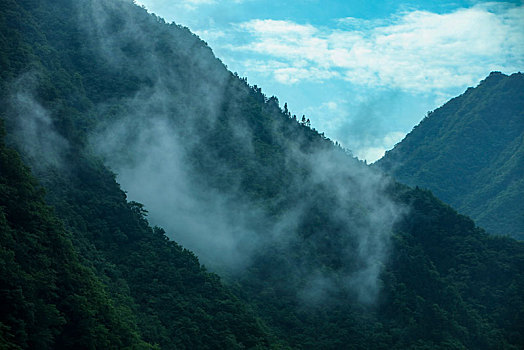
[0,1,280,348]
[0,125,154,349]
[0,123,275,349]
[234,183,524,349]
[376,72,524,239]
[1,0,524,349]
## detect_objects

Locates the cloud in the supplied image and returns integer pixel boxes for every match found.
[136,0,215,6]
[240,59,339,84]
[353,131,406,163]
[239,19,318,37]
[5,73,70,172]
[179,0,215,10]
[135,0,245,12]
[194,28,226,41]
[226,2,524,92]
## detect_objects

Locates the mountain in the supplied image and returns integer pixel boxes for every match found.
[1,0,524,349]
[0,124,155,349]
[376,72,524,239]
[0,2,280,348]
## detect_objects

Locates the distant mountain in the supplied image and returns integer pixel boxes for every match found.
[1,0,524,349]
[376,72,524,240]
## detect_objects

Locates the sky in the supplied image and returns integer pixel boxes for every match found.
[134,0,524,162]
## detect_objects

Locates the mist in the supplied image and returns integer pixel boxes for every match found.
[78,0,407,304]
[4,73,69,174]
[93,115,290,271]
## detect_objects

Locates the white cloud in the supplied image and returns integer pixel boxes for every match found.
[273,66,339,84]
[185,0,214,3]
[194,28,226,41]
[355,147,387,164]
[181,0,215,10]
[239,19,318,36]
[239,59,339,84]
[228,3,524,92]
[354,131,407,163]
[383,131,406,149]
[136,0,247,12]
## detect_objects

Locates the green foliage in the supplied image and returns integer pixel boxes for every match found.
[0,126,152,349]
[0,1,279,347]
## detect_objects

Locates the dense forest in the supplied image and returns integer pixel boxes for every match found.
[376,72,524,240]
[1,0,523,349]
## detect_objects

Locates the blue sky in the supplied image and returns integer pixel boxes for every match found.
[135,0,524,162]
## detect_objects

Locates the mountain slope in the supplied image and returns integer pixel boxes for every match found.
[0,123,155,349]
[1,0,524,349]
[0,1,280,348]
[376,72,524,239]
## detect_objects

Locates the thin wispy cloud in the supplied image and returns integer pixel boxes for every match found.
[228,2,524,92]
[136,0,246,11]
[240,59,340,84]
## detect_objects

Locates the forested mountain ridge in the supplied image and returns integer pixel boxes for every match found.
[0,123,156,349]
[376,72,524,239]
[0,1,281,348]
[1,0,524,349]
